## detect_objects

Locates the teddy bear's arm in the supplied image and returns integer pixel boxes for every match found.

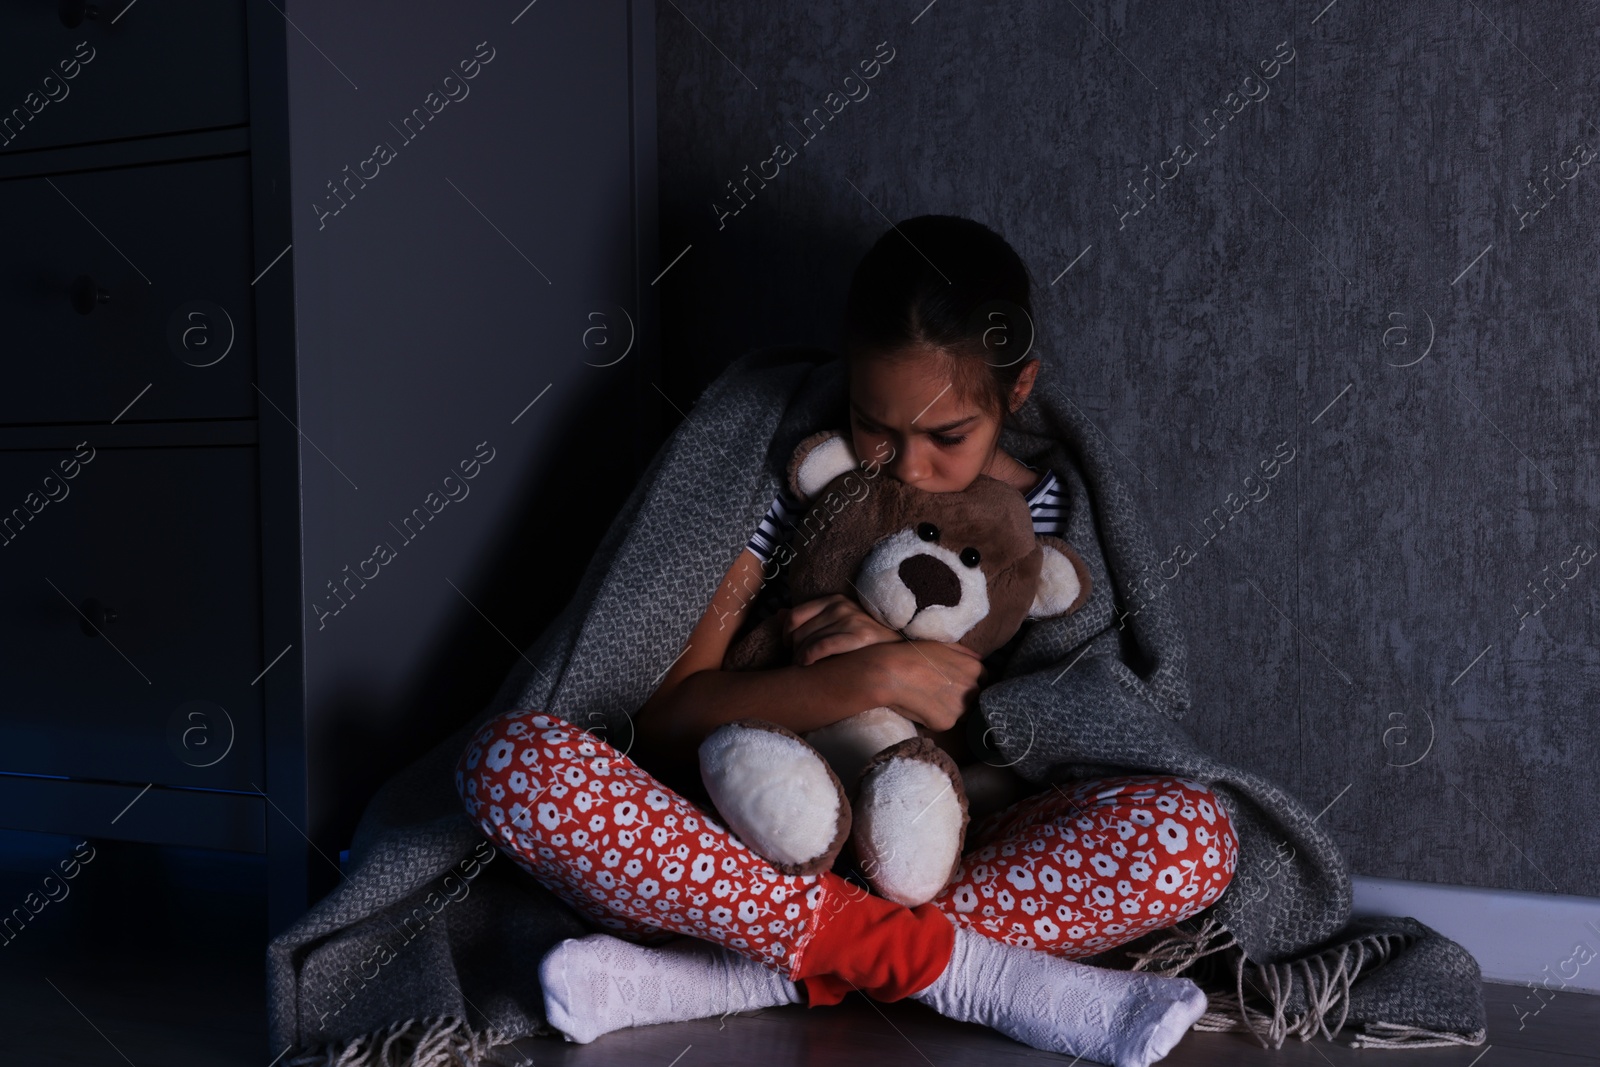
[722,611,788,671]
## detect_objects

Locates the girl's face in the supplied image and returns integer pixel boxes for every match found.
[848,345,1013,494]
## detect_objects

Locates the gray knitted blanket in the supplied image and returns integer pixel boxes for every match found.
[267,348,1486,1064]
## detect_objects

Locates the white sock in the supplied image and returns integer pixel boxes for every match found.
[911,927,1207,1067]
[539,933,803,1043]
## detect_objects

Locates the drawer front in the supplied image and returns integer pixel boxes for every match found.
[0,445,263,791]
[0,155,257,425]
[0,777,265,853]
[0,1,248,155]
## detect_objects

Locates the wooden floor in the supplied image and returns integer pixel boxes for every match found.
[498,984,1599,1067]
[1,942,1595,1066]
[0,839,1595,1066]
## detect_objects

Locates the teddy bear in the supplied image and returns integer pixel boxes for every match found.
[697,429,1094,906]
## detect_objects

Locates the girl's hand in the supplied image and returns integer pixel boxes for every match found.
[863,640,986,733]
[785,594,902,666]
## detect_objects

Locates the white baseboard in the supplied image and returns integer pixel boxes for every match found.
[1353,874,1600,994]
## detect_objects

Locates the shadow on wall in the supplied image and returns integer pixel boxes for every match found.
[310,351,657,899]
[659,213,867,401]
[311,199,877,861]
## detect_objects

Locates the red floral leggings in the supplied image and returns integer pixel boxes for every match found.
[456,709,1238,974]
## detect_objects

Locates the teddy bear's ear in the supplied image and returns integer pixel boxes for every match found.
[787,428,859,500]
[1030,535,1093,619]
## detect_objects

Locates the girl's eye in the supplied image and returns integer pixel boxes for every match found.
[931,433,967,447]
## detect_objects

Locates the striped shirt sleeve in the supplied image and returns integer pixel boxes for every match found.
[746,484,804,565]
[1024,468,1069,536]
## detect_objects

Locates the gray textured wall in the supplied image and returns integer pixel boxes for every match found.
[654,0,1600,896]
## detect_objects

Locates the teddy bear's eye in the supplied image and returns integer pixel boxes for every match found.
[916,522,940,542]
[960,547,981,568]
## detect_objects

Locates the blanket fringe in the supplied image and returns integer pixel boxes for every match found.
[283,1014,522,1067]
[1347,1023,1490,1049]
[1124,915,1239,977]
[1127,921,1484,1051]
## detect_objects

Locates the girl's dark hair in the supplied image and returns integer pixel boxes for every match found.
[841,214,1037,415]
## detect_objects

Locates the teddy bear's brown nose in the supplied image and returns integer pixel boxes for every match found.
[899,553,962,612]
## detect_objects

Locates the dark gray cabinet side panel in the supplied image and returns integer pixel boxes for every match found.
[283,0,651,877]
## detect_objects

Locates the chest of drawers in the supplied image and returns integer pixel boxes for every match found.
[0,0,658,934]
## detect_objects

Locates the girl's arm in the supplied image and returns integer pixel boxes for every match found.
[634,547,985,769]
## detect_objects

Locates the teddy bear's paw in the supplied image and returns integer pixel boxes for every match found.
[698,719,851,876]
[852,737,970,907]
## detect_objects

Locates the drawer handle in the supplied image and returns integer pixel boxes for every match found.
[78,598,117,636]
[71,275,110,315]
[58,1,103,28]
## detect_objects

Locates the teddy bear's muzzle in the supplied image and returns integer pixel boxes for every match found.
[855,528,991,642]
[898,553,962,610]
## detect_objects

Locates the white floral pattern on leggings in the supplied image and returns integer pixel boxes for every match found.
[935,775,1240,957]
[457,711,825,970]
[459,710,1239,969]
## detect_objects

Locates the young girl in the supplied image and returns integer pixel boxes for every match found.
[457,216,1238,1066]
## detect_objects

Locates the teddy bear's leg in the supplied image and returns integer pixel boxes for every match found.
[698,719,852,875]
[852,737,970,907]
[960,761,1024,821]
[803,706,919,787]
